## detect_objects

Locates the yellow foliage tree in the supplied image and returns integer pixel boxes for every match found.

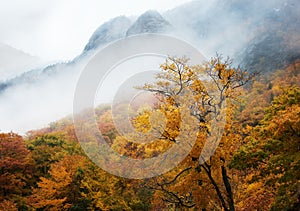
[128,56,256,210]
[27,155,87,210]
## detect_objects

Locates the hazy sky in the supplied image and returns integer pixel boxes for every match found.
[0,0,191,61]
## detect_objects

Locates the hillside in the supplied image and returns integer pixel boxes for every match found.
[0,43,42,81]
[0,1,300,209]
[1,56,299,210]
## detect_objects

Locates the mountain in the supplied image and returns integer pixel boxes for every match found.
[83,16,132,52]
[0,0,299,132]
[0,10,173,93]
[2,0,300,90]
[83,10,173,52]
[165,0,300,72]
[126,10,173,36]
[0,43,42,81]
[238,0,300,72]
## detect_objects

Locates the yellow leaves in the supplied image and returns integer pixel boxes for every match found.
[132,110,151,133]
[79,166,135,211]
[184,66,189,71]
[28,155,88,210]
[191,79,205,93]
[159,61,177,72]
[169,63,176,70]
[214,62,227,73]
[160,64,168,70]
[235,180,275,211]
[156,80,171,87]
[159,105,181,141]
[142,83,154,90]
[262,86,300,139]
[164,96,175,106]
[199,122,209,133]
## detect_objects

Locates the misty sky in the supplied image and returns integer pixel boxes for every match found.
[0,0,191,62]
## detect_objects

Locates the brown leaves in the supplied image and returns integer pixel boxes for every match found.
[0,200,18,211]
[0,133,32,198]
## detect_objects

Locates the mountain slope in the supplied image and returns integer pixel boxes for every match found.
[0,43,42,81]
[238,0,300,72]
[165,0,300,71]
[0,10,172,93]
[83,16,132,52]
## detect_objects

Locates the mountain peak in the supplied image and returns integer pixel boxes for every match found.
[84,16,132,52]
[139,10,164,19]
[126,10,173,36]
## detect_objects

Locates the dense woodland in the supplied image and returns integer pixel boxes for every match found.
[0,56,299,210]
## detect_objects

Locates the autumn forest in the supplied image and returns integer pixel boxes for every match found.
[1,56,299,211]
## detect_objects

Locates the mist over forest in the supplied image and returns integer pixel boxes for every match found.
[0,0,299,210]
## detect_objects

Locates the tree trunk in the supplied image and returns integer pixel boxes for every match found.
[221,165,235,211]
[202,163,229,211]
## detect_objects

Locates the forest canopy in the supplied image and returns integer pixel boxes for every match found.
[0,57,299,211]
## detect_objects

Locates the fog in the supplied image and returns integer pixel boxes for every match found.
[0,0,191,61]
[0,0,296,133]
[0,46,169,133]
[0,43,46,81]
[165,0,287,60]
[0,59,83,133]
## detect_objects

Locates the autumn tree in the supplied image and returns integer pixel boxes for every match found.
[237,59,300,128]
[0,133,31,204]
[230,86,300,210]
[127,56,256,210]
[26,132,84,179]
[0,132,32,209]
[26,128,152,210]
[27,154,90,210]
